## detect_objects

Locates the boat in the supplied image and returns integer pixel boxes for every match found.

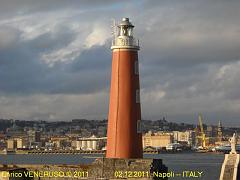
[2,149,16,155]
[166,143,183,152]
[214,144,240,153]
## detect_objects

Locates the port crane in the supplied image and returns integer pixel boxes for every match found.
[196,114,208,149]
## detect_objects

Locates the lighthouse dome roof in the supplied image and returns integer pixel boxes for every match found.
[118,17,134,27]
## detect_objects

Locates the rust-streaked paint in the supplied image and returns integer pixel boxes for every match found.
[106,49,143,158]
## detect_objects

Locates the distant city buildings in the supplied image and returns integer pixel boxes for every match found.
[173,130,195,146]
[0,118,238,153]
[6,139,16,150]
[142,130,195,149]
[28,130,41,143]
[143,131,173,148]
[16,138,27,149]
[217,121,223,142]
[72,135,106,150]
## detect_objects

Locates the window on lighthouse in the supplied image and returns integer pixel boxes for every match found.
[120,26,133,36]
[128,27,133,36]
[123,27,128,36]
[136,89,140,103]
[134,61,139,75]
[137,120,142,133]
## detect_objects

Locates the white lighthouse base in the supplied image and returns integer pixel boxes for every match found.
[220,154,240,180]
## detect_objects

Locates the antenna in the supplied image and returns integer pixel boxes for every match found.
[111,18,117,38]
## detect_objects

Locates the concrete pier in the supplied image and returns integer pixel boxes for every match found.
[220,154,240,180]
[0,158,168,180]
[90,158,168,180]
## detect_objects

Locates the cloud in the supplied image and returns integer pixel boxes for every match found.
[0,92,109,121]
[0,0,125,20]
[0,40,111,95]
[0,26,20,49]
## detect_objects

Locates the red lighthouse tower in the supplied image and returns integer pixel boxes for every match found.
[106,18,143,158]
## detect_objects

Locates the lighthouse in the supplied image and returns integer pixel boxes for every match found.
[106,18,143,158]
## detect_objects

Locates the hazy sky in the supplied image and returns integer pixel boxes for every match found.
[0,0,240,126]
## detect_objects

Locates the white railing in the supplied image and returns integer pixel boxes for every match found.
[112,37,139,47]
